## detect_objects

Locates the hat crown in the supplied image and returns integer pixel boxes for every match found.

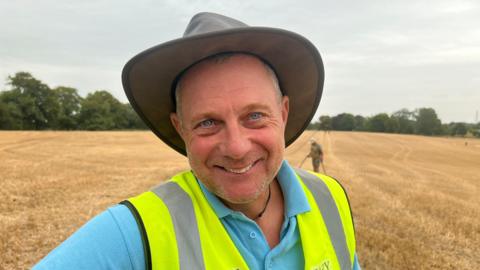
[184,12,249,37]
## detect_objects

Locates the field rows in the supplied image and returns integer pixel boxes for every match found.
[1,131,479,269]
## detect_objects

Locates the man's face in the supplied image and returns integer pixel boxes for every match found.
[170,55,289,205]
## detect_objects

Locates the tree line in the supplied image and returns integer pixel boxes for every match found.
[308,109,480,137]
[0,72,146,130]
[1,71,479,137]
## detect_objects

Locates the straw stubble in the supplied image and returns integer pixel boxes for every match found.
[0,131,478,269]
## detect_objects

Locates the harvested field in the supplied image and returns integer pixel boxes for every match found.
[0,131,479,269]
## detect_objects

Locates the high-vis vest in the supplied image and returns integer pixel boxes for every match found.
[122,168,356,270]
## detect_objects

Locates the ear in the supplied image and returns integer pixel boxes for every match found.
[170,112,184,139]
[281,96,289,125]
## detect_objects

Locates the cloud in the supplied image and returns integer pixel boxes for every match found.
[1,0,479,122]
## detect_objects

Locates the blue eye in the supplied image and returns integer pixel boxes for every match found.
[249,112,262,120]
[199,119,215,128]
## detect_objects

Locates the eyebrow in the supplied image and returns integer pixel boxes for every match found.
[240,103,275,115]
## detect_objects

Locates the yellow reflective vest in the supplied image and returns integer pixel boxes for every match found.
[122,168,356,270]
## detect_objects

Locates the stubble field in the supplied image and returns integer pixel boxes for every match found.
[0,131,479,269]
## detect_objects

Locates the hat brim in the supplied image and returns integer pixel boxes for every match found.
[122,27,324,156]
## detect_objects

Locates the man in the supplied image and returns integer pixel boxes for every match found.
[34,13,360,269]
[308,139,324,173]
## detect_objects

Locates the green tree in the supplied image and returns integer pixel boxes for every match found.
[78,90,125,130]
[470,122,480,137]
[415,108,442,135]
[123,104,147,129]
[450,122,467,136]
[307,121,320,130]
[441,123,451,135]
[385,117,400,133]
[366,113,390,132]
[391,109,415,134]
[318,115,332,130]
[0,97,23,129]
[332,113,355,131]
[52,86,83,130]
[4,72,59,129]
[353,115,366,131]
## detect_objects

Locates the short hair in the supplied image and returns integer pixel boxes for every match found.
[174,52,283,118]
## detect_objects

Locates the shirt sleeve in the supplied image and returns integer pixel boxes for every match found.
[33,204,145,270]
[353,253,361,270]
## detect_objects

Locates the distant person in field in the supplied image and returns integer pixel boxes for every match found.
[308,139,324,173]
[34,12,360,270]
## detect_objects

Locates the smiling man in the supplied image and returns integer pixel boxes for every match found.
[170,54,289,247]
[34,13,360,270]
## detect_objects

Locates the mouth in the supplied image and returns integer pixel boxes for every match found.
[216,160,260,174]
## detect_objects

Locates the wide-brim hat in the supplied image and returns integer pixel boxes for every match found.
[122,12,324,156]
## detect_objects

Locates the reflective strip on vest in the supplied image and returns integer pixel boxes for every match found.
[144,168,351,270]
[151,182,206,270]
[294,169,352,270]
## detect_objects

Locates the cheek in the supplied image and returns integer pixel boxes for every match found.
[252,128,285,154]
[187,136,218,164]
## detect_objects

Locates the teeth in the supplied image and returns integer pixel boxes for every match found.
[225,163,253,174]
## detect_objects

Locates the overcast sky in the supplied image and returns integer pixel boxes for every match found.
[1,0,479,123]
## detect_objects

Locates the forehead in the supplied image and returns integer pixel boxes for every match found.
[177,54,279,109]
[179,54,270,87]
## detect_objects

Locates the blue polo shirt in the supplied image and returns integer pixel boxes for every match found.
[198,160,310,269]
[34,160,360,269]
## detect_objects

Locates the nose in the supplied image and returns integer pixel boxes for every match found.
[220,122,251,159]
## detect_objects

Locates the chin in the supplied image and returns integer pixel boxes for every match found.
[221,192,258,205]
[222,181,267,204]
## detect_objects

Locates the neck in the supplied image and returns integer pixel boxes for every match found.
[253,185,271,220]
[256,179,285,247]
[222,179,278,220]
[223,179,285,247]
